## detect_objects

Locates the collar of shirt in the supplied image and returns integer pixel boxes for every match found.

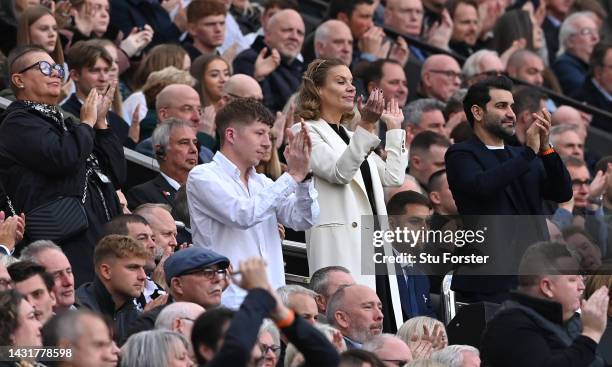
[546,15,561,27]
[592,78,612,102]
[160,172,181,191]
[486,144,505,150]
[213,151,256,182]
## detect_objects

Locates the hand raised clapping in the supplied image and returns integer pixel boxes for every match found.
[380,98,404,130]
[284,119,312,183]
[358,88,385,124]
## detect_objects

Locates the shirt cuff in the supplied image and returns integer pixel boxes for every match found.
[0,244,12,256]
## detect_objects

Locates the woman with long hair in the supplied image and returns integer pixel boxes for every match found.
[295,58,408,331]
[17,5,64,65]
[191,54,231,110]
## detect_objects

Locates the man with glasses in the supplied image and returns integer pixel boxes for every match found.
[0,262,12,291]
[462,50,505,86]
[62,41,133,147]
[128,246,230,337]
[416,54,462,103]
[552,12,600,94]
[154,301,205,359]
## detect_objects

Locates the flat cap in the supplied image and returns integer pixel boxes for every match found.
[164,247,230,284]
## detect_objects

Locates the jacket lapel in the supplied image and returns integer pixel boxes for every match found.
[153,174,177,207]
[310,120,369,197]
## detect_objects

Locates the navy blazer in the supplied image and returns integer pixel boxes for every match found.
[445,137,572,216]
[552,52,589,96]
[445,137,572,295]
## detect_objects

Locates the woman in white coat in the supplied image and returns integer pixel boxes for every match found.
[294,58,408,331]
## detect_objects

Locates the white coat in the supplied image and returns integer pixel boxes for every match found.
[297,119,409,328]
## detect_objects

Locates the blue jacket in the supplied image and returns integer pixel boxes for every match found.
[552,52,589,96]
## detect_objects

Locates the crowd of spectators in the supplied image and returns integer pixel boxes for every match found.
[0,0,611,366]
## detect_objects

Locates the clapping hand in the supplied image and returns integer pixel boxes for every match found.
[80,88,98,128]
[95,81,117,127]
[380,98,404,130]
[409,324,447,360]
[284,119,312,183]
[581,286,609,343]
[425,9,453,50]
[73,0,96,36]
[358,89,385,124]
[254,47,281,81]
[128,104,142,144]
[531,108,552,152]
[0,211,26,253]
[120,25,154,58]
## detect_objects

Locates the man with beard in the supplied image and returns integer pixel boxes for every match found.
[445,76,573,303]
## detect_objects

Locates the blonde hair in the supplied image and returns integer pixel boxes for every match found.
[17,5,64,65]
[296,58,354,124]
[255,130,283,180]
[132,44,188,91]
[93,235,149,268]
[142,66,197,109]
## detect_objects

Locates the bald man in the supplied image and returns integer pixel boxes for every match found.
[417,54,462,102]
[135,84,214,162]
[314,20,354,66]
[233,9,305,112]
[221,74,264,102]
[506,49,545,87]
[552,105,590,141]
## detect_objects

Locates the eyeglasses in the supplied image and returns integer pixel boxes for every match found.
[428,69,463,81]
[576,28,597,37]
[259,344,281,355]
[474,70,508,78]
[179,317,196,323]
[381,360,410,366]
[182,267,228,280]
[18,60,65,79]
[571,179,591,187]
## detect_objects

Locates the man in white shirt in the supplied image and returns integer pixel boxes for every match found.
[187,98,318,309]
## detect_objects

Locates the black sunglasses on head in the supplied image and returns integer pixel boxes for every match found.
[18,60,64,79]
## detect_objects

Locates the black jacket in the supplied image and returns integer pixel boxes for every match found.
[62,94,135,148]
[575,78,612,133]
[445,137,572,296]
[205,289,339,367]
[481,292,598,367]
[232,36,303,112]
[0,101,124,286]
[76,276,142,345]
[126,174,177,211]
[109,0,181,49]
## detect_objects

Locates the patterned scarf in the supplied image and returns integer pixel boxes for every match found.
[20,100,67,131]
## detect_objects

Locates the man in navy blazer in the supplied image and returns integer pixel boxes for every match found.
[445,76,572,303]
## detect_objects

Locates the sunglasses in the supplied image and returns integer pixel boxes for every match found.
[18,60,65,79]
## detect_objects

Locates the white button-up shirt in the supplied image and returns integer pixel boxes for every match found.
[187,152,319,308]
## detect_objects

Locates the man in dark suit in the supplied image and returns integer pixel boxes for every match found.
[387,190,437,320]
[575,42,612,133]
[445,76,572,303]
[127,119,198,211]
